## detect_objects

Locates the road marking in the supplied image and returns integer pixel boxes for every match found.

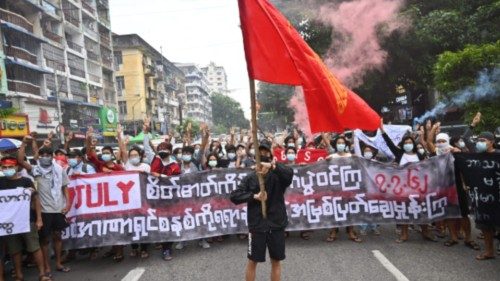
[122,267,145,281]
[372,250,410,281]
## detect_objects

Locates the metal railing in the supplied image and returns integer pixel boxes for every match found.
[66,40,83,53]
[43,29,63,43]
[5,46,38,64]
[69,66,85,78]
[81,1,95,14]
[7,80,41,95]
[0,8,34,32]
[45,58,66,72]
[86,50,100,62]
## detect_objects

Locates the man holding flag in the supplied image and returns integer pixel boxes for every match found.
[230,140,293,281]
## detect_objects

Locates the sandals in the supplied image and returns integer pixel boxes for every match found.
[476,253,495,260]
[113,255,124,262]
[39,275,52,281]
[57,266,71,273]
[326,230,337,242]
[396,237,408,243]
[349,236,363,243]
[444,240,459,247]
[300,231,312,240]
[464,241,480,251]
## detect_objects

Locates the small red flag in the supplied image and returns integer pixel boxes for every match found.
[238,0,380,132]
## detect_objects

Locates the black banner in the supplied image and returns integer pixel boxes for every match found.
[454,153,500,229]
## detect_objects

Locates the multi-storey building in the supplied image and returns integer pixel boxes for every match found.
[113,34,185,135]
[176,63,212,126]
[0,0,118,142]
[201,61,228,94]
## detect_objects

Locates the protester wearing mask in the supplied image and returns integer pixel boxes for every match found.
[284,147,297,164]
[225,144,238,168]
[54,148,69,169]
[473,131,499,261]
[416,144,428,159]
[325,136,361,243]
[150,142,180,261]
[284,136,296,148]
[230,139,293,281]
[450,136,469,153]
[236,144,252,168]
[66,150,96,176]
[0,156,50,281]
[380,119,435,243]
[359,146,381,236]
[18,140,72,276]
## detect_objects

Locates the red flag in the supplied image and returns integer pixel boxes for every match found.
[238,0,380,132]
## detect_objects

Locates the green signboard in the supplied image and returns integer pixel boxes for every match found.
[99,107,118,137]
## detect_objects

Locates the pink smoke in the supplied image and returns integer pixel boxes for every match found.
[289,0,407,134]
[320,0,406,87]
[288,87,313,139]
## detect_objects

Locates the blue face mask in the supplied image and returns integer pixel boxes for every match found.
[101,154,112,162]
[228,153,236,160]
[286,154,296,162]
[2,168,16,178]
[403,143,414,153]
[68,158,79,168]
[336,144,346,153]
[476,141,487,153]
[182,155,192,162]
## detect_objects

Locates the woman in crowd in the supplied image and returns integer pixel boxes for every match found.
[325,136,362,243]
[359,145,381,236]
[380,119,436,243]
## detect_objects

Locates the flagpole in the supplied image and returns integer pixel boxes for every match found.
[249,78,267,219]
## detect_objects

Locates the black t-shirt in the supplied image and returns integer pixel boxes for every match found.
[0,177,36,222]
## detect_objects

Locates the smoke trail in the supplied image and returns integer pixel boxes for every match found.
[414,68,500,124]
[288,87,313,139]
[288,0,408,135]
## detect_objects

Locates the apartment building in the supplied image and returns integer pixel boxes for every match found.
[176,63,212,126]
[113,34,186,135]
[0,0,118,141]
[201,61,228,94]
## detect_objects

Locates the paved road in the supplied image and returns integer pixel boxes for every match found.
[19,226,499,281]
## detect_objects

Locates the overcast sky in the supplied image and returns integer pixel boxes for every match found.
[110,0,251,117]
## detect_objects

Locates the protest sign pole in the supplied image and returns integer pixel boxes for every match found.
[249,78,267,218]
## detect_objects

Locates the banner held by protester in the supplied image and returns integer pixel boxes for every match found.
[0,188,32,236]
[454,153,500,228]
[62,154,460,249]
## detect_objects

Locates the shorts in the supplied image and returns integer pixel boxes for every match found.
[5,223,41,255]
[247,230,285,263]
[40,213,68,239]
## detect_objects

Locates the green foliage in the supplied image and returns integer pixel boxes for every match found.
[211,93,248,132]
[176,118,200,136]
[434,41,500,93]
[256,83,295,132]
[0,107,17,118]
[433,41,500,132]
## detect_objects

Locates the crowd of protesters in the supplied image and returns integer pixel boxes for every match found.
[0,112,498,280]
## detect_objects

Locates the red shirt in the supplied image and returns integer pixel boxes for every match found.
[87,151,124,173]
[150,157,181,176]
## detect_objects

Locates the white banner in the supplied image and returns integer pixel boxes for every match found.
[0,188,32,236]
[354,125,411,159]
[67,172,142,217]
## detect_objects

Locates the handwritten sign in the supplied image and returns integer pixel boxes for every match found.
[0,188,32,236]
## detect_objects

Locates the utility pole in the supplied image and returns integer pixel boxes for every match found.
[53,71,65,145]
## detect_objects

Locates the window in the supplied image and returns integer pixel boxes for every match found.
[119,101,127,115]
[116,76,125,96]
[217,83,222,86]
[114,51,123,66]
[217,71,222,75]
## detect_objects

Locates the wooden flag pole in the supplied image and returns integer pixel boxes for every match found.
[249,78,267,219]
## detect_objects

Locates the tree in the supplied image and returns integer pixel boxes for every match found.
[433,41,500,132]
[176,117,200,137]
[211,93,249,132]
[256,83,295,132]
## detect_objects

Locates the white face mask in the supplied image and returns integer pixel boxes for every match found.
[249,149,255,156]
[458,141,465,148]
[418,148,426,155]
[363,152,373,159]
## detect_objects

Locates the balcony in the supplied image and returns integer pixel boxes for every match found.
[8,80,40,95]
[144,64,156,76]
[101,56,113,69]
[66,40,82,53]
[99,33,110,47]
[69,66,85,78]
[41,0,59,18]
[0,8,34,33]
[43,29,62,43]
[83,25,99,39]
[5,46,37,65]
[86,50,100,62]
[88,72,101,83]
[98,15,110,27]
[45,58,65,72]
[97,0,108,7]
[82,1,95,14]
[63,8,80,27]
[103,79,113,89]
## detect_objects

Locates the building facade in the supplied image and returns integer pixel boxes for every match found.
[0,0,118,142]
[113,34,185,135]
[176,63,212,126]
[201,61,228,94]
